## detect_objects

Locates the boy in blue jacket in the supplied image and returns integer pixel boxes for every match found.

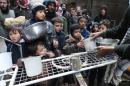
[6,27,26,64]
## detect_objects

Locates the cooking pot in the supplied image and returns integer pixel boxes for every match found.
[83,38,97,51]
[95,38,119,46]
[22,56,42,77]
[22,22,48,41]
[0,52,13,71]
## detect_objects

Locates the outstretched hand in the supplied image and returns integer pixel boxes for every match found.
[90,32,103,40]
[96,46,115,57]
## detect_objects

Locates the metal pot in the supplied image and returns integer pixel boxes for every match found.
[22,22,48,41]
[95,38,119,46]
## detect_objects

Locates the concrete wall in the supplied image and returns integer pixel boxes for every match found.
[91,0,129,24]
[63,0,129,24]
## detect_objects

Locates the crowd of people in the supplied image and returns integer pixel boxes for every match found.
[0,0,130,86]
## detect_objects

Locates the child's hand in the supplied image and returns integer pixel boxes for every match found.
[16,59,23,67]
[46,51,55,58]
[53,39,59,48]
[38,51,47,56]
[77,41,84,48]
[90,32,103,40]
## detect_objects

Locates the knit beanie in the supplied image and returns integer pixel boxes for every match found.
[31,3,46,17]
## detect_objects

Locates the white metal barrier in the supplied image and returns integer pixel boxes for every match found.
[0,51,118,86]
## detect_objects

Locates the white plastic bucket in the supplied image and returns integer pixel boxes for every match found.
[0,52,12,71]
[22,56,42,77]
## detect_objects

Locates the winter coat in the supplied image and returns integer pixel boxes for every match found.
[63,35,85,55]
[56,31,65,49]
[81,28,90,38]
[6,41,27,64]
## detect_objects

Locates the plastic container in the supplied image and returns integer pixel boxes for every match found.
[83,38,97,51]
[22,56,42,77]
[0,52,12,71]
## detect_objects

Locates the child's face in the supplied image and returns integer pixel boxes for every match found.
[93,25,99,32]
[9,30,22,43]
[54,22,63,32]
[36,44,47,56]
[99,24,107,32]
[35,10,46,20]
[79,18,87,28]
[70,8,77,16]
[73,29,81,39]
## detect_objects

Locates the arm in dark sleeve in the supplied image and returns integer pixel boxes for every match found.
[63,42,77,55]
[115,44,130,60]
[94,16,100,22]
[45,21,56,49]
[102,6,130,40]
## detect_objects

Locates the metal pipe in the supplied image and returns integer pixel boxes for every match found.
[0,35,23,58]
[0,36,21,46]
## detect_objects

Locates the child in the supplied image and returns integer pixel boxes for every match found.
[98,19,111,32]
[62,24,86,85]
[63,24,85,55]
[6,27,25,64]
[88,20,111,86]
[27,40,56,86]
[69,7,79,24]
[90,22,99,33]
[78,16,90,38]
[27,40,55,59]
[52,17,65,49]
[24,3,55,49]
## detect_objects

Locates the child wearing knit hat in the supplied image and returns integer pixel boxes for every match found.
[24,2,56,49]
